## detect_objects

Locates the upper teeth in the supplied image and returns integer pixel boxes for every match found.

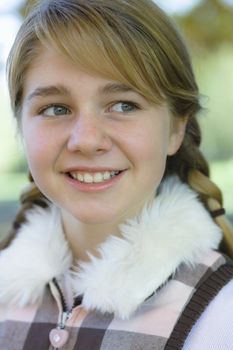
[70,171,120,183]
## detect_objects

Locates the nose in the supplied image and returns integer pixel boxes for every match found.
[66,112,112,155]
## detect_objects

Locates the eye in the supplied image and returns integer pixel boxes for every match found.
[109,101,139,113]
[39,104,71,117]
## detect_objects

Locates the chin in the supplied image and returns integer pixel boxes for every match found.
[70,209,121,226]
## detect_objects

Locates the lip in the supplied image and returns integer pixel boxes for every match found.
[63,166,125,173]
[63,169,126,192]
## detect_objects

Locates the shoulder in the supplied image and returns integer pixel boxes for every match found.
[183,278,233,350]
[166,251,233,349]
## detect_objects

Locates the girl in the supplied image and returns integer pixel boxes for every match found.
[1,0,233,349]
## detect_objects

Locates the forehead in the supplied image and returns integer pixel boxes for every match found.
[22,46,145,102]
[21,36,164,107]
[25,43,122,84]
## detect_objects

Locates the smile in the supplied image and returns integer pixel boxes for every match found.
[68,170,122,184]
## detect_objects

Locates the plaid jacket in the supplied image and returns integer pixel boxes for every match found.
[1,250,233,350]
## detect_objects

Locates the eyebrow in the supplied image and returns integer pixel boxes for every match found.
[26,82,137,103]
[26,85,70,102]
[98,82,137,95]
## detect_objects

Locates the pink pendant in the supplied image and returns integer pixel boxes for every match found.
[49,328,69,348]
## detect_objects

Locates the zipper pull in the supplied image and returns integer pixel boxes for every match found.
[49,311,70,348]
[49,278,82,349]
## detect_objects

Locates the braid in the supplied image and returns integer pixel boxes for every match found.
[166,116,233,258]
[188,170,233,258]
[166,116,209,181]
[0,174,49,250]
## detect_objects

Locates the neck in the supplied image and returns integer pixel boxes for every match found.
[61,209,121,261]
[61,193,155,262]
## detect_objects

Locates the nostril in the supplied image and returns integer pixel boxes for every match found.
[96,148,106,154]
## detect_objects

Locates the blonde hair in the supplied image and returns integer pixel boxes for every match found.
[3,0,233,256]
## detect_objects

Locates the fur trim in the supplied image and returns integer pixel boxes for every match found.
[0,177,222,319]
[0,206,72,306]
[72,177,222,318]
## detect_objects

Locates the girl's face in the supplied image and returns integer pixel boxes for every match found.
[21,46,185,226]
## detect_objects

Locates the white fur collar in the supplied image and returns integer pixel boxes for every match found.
[0,177,222,319]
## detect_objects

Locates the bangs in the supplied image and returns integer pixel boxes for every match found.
[9,0,199,121]
[33,0,164,104]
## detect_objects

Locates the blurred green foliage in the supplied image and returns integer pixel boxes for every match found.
[195,46,233,160]
[176,0,233,49]
[174,0,233,161]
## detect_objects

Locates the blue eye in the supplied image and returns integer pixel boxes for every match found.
[40,105,70,117]
[111,102,138,113]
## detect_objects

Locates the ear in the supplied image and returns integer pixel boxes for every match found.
[167,116,187,156]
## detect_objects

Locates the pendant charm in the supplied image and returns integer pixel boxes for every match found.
[49,328,69,348]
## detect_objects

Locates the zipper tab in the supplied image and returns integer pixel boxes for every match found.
[49,327,69,349]
[49,311,70,348]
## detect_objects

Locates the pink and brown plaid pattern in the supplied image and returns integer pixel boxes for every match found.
[1,250,233,350]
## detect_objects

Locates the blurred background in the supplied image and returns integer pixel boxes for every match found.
[0,0,233,234]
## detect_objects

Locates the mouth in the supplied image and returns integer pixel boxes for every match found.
[66,170,124,184]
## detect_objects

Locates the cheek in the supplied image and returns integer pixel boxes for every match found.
[116,125,168,203]
[21,124,54,170]
[122,123,170,164]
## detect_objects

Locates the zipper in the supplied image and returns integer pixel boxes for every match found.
[49,277,83,349]
[59,310,72,329]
